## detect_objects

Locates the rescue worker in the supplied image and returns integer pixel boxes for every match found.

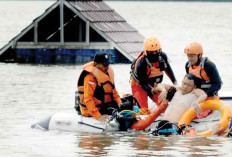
[184,42,222,118]
[77,52,122,122]
[130,36,177,113]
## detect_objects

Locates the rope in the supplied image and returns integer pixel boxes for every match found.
[119,110,136,114]
[78,121,105,131]
[138,108,151,115]
[223,127,232,137]
[119,110,137,117]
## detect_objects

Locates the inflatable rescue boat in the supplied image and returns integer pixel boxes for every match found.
[31,94,232,134]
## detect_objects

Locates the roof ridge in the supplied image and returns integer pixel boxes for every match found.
[80,10,114,12]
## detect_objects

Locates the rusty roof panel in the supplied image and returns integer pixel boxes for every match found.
[117,43,143,56]
[106,32,144,43]
[81,11,125,22]
[93,22,137,32]
[70,1,113,12]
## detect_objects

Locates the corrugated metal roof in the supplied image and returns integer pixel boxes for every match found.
[118,43,143,57]
[93,22,136,32]
[70,1,112,12]
[80,11,125,22]
[69,1,145,60]
[106,32,144,43]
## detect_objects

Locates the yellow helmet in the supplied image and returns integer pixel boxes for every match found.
[144,36,161,54]
[184,42,203,55]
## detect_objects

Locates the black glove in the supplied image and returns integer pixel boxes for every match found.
[166,87,177,101]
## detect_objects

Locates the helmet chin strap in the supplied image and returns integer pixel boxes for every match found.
[196,54,202,65]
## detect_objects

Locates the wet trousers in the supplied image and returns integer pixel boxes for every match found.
[131,83,160,108]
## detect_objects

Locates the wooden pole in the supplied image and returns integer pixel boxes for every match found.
[60,0,64,45]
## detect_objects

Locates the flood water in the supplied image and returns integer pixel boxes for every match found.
[1,1,232,156]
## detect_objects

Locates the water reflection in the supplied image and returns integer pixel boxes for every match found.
[76,132,116,156]
[176,136,231,156]
[75,132,232,156]
[132,134,150,150]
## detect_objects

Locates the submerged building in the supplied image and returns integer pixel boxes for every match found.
[0,0,144,64]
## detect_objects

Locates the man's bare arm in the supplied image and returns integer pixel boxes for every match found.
[192,88,207,115]
[193,88,207,104]
[152,83,180,104]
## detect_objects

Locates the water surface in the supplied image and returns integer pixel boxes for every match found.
[1,1,232,156]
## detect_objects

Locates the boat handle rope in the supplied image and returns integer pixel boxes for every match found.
[78,121,105,131]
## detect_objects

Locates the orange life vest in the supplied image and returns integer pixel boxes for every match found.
[77,61,115,111]
[187,57,212,89]
[131,52,164,84]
